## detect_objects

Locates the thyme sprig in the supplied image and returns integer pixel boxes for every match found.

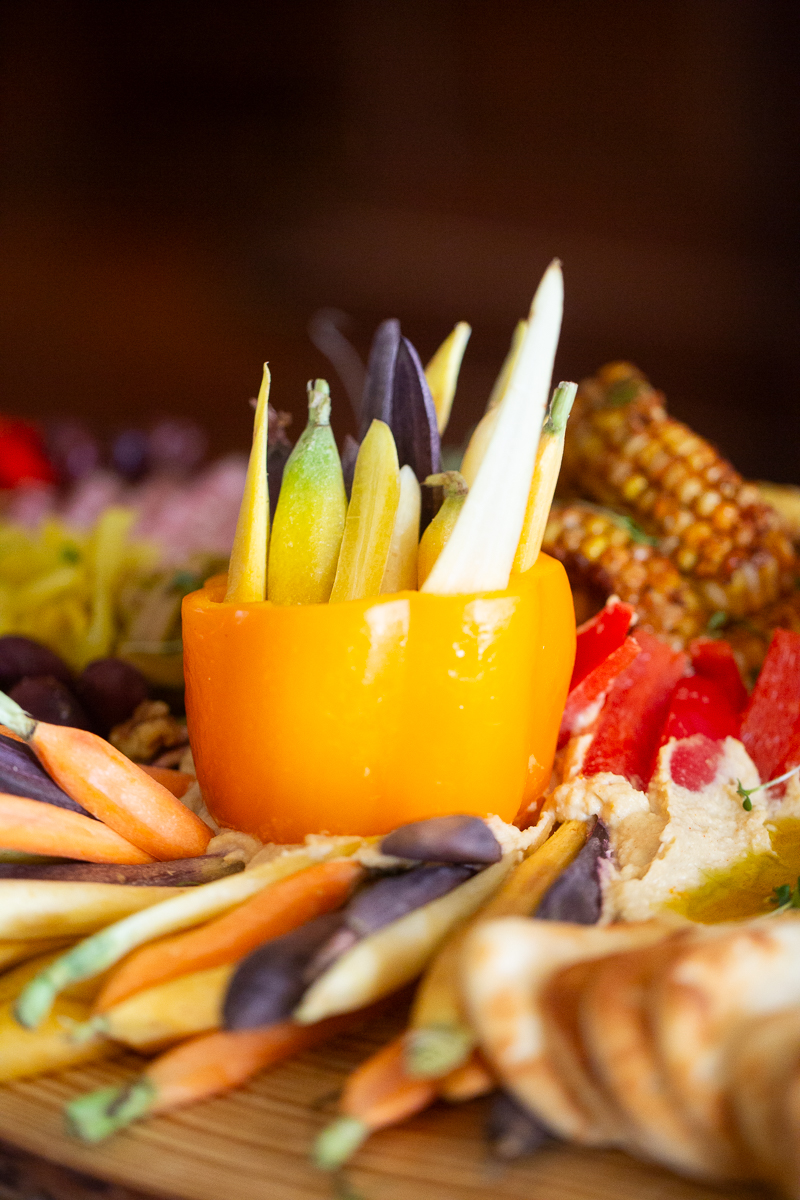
[736,762,800,811]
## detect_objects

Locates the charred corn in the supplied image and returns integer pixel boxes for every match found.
[562,362,797,616]
[542,501,707,646]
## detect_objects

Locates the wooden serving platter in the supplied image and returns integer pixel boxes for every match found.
[0,1010,771,1200]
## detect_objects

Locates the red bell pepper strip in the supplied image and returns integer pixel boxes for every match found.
[559,636,641,747]
[582,631,688,790]
[740,630,800,784]
[659,676,740,746]
[689,638,748,714]
[570,599,635,691]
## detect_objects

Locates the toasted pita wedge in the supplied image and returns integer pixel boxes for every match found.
[579,931,742,1180]
[728,1009,800,1191]
[461,917,670,1143]
[652,915,800,1175]
[540,957,631,1145]
[777,1065,800,1199]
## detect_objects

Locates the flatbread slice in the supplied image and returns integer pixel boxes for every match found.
[651,914,800,1175]
[539,957,631,1145]
[461,917,670,1144]
[579,932,740,1180]
[728,1009,800,1191]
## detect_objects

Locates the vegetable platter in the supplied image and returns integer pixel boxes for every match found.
[3,260,800,1200]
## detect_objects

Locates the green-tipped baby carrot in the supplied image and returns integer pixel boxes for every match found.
[416,472,468,588]
[513,381,577,573]
[422,261,563,595]
[405,819,588,1079]
[313,1034,437,1170]
[66,1007,371,1143]
[267,379,347,605]
[380,465,421,593]
[424,322,471,435]
[14,841,366,1029]
[225,365,270,603]
[460,319,526,486]
[330,420,400,603]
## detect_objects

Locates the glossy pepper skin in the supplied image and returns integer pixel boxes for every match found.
[182,554,575,844]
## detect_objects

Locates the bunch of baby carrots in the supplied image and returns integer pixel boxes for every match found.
[228,260,575,607]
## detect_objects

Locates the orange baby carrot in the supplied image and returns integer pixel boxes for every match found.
[139,767,195,799]
[314,1033,438,1168]
[0,692,211,860]
[0,793,153,865]
[94,858,364,1012]
[438,1051,494,1102]
[67,1009,364,1142]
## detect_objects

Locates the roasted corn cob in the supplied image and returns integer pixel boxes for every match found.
[562,363,797,616]
[542,501,707,646]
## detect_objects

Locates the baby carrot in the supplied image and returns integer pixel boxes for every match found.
[66,1009,366,1143]
[512,381,577,573]
[380,464,421,593]
[267,379,347,605]
[0,793,154,864]
[416,472,468,588]
[139,766,195,798]
[314,1033,438,1169]
[94,858,364,1012]
[225,364,270,603]
[460,319,526,485]
[330,420,400,602]
[424,322,471,435]
[0,690,212,861]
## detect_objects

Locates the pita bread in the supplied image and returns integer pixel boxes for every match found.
[578,932,743,1179]
[728,1009,800,1191]
[651,915,800,1173]
[539,958,630,1144]
[461,917,670,1143]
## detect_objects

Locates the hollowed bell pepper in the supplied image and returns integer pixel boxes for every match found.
[182,554,575,843]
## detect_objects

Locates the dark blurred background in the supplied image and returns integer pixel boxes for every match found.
[0,0,798,478]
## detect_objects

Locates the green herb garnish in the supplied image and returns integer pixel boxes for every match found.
[773,878,800,910]
[706,610,728,635]
[736,762,800,810]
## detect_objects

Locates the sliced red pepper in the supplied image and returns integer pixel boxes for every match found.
[740,629,800,784]
[559,636,641,747]
[582,630,688,790]
[570,598,635,691]
[669,734,724,792]
[659,676,740,746]
[689,638,748,714]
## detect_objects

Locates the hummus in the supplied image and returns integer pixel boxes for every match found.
[543,736,774,922]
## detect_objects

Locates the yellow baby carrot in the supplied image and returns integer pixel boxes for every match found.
[381,464,421,593]
[225,364,270,603]
[425,322,471,435]
[416,473,468,588]
[330,420,400,602]
[513,381,577,573]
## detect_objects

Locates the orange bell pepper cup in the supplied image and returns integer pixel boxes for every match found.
[182,553,575,844]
